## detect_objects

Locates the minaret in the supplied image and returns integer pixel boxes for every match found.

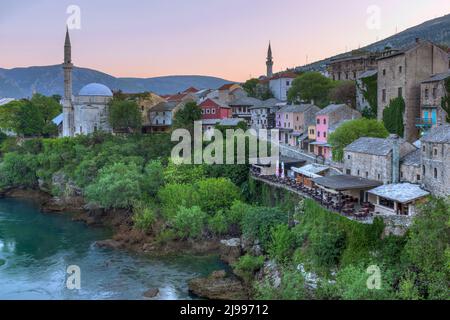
[62,27,74,137]
[266,42,274,78]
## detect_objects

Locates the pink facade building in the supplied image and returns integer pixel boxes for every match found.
[311,104,361,159]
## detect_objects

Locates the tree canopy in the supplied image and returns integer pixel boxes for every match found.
[108,98,142,133]
[287,72,334,107]
[329,80,356,109]
[242,78,260,98]
[328,118,389,161]
[172,101,202,131]
[0,94,61,137]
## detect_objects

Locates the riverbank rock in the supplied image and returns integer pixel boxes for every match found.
[188,270,248,300]
[143,288,159,298]
[219,238,242,265]
[258,260,281,288]
[95,239,122,250]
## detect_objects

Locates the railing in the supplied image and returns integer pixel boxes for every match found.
[415,118,434,128]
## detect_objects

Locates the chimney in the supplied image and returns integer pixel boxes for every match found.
[390,134,400,184]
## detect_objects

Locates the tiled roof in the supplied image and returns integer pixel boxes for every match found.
[421,124,450,143]
[345,137,405,156]
[316,104,350,116]
[401,149,421,167]
[368,183,429,203]
[229,96,263,107]
[357,69,378,79]
[421,71,450,83]
[270,71,298,80]
[150,101,178,112]
[183,87,199,93]
[278,104,319,113]
[200,98,231,109]
[218,83,238,90]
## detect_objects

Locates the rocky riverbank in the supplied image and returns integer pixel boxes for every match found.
[1,187,252,299]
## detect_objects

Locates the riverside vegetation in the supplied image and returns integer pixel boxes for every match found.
[0,130,448,300]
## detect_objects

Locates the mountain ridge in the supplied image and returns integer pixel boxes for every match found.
[0,64,233,98]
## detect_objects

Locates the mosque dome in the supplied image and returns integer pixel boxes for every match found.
[79,83,113,97]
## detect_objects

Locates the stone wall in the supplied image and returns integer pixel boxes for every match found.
[422,140,450,196]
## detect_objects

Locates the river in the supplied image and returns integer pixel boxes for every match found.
[0,198,225,300]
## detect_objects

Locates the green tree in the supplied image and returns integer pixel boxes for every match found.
[142,160,165,197]
[172,101,202,130]
[0,152,38,188]
[287,72,334,107]
[358,74,378,118]
[242,78,259,97]
[383,97,405,137]
[328,118,389,161]
[195,178,241,214]
[108,98,142,133]
[30,94,61,136]
[85,162,143,208]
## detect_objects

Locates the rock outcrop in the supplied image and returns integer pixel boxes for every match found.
[219,238,242,265]
[188,270,249,300]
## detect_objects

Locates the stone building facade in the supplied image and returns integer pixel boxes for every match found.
[328,52,379,81]
[356,69,377,113]
[344,136,417,185]
[420,124,450,197]
[377,40,449,142]
[417,71,450,133]
[400,149,422,184]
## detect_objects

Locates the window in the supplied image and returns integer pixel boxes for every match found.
[365,172,369,178]
[317,119,320,124]
[202,109,205,114]
[323,119,327,125]
[141,106,144,111]
[434,168,438,179]
[286,114,288,119]
[212,108,216,114]
[286,81,290,86]
[398,87,403,97]
[347,155,351,160]
[417,174,421,181]
[432,87,437,99]
[353,72,357,79]
[317,131,321,138]
[80,126,82,133]
[434,148,438,156]
[422,165,426,175]
[206,109,210,114]
[422,145,426,152]
[382,69,386,76]
[380,197,394,209]
[346,169,351,175]
[399,66,402,73]
[378,174,381,180]
[382,89,386,102]
[324,132,327,138]
[425,89,429,99]
[401,171,404,178]
[338,72,341,80]
[357,170,360,176]
[296,116,299,121]
[345,72,349,80]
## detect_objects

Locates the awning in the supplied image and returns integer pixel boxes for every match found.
[292,164,329,178]
[312,175,382,191]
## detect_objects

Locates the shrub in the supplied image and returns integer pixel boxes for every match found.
[0,152,38,188]
[233,254,265,283]
[208,211,229,235]
[132,201,156,231]
[268,224,296,264]
[155,229,176,245]
[241,206,287,250]
[142,160,165,197]
[255,267,306,300]
[85,162,143,209]
[195,178,241,214]
[158,183,197,219]
[171,206,207,239]
[163,160,204,185]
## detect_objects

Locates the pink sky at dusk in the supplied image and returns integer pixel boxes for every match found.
[1,0,449,82]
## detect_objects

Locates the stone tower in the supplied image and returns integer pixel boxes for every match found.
[266,42,274,78]
[62,27,74,137]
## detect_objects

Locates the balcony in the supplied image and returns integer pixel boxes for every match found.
[415,118,434,129]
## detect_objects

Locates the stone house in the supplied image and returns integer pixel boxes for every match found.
[269,71,297,101]
[420,124,450,197]
[400,148,422,184]
[229,96,262,125]
[328,52,379,81]
[147,101,181,133]
[137,93,167,130]
[276,104,320,147]
[312,104,361,159]
[377,39,449,142]
[250,98,284,130]
[217,84,244,103]
[417,71,450,133]
[344,135,417,184]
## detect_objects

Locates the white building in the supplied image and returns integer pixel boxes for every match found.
[269,71,297,101]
